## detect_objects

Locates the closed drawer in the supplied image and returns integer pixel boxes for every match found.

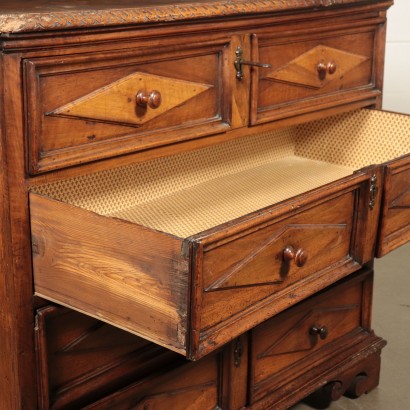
[250,270,374,404]
[35,306,182,410]
[82,352,221,410]
[24,36,234,174]
[250,18,381,125]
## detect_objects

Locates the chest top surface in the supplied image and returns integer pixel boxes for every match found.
[0,0,385,34]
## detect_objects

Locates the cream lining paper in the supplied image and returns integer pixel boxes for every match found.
[34,110,410,237]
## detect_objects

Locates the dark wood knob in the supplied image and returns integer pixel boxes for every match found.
[317,62,327,80]
[136,90,162,109]
[327,61,337,74]
[309,326,328,340]
[283,245,308,267]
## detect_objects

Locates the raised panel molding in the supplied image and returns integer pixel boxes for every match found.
[49,72,212,126]
[265,45,369,89]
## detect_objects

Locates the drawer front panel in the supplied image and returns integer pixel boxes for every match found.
[378,156,410,256]
[251,27,377,124]
[202,193,354,291]
[250,272,368,402]
[35,306,181,410]
[25,39,232,173]
[201,192,355,329]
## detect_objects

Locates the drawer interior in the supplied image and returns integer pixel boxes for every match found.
[33,109,409,238]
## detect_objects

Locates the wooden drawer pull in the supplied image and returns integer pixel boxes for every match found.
[136,89,162,109]
[309,325,329,340]
[283,245,308,267]
[317,62,327,80]
[327,61,337,75]
[317,61,337,80]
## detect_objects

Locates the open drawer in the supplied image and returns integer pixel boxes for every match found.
[30,109,409,360]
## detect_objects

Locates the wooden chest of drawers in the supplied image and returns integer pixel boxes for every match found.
[0,0,408,409]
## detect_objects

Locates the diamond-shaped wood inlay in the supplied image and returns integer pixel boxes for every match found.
[266,45,369,89]
[50,72,212,126]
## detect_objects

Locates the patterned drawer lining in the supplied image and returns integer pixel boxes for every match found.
[33,128,297,215]
[109,157,351,236]
[296,109,410,168]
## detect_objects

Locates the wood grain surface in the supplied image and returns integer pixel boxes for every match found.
[30,193,189,354]
[0,0,389,34]
[0,0,404,407]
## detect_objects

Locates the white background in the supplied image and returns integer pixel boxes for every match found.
[383,1,410,114]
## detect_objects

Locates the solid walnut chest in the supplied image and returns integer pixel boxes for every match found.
[0,1,408,409]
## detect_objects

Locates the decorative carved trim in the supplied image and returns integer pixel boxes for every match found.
[1,0,375,34]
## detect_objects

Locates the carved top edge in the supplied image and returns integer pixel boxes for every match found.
[0,0,381,34]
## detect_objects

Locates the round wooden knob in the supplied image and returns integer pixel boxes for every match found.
[309,326,329,340]
[136,90,162,109]
[283,245,308,267]
[317,62,327,80]
[327,61,337,75]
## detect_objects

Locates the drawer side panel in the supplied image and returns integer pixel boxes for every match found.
[30,193,188,354]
